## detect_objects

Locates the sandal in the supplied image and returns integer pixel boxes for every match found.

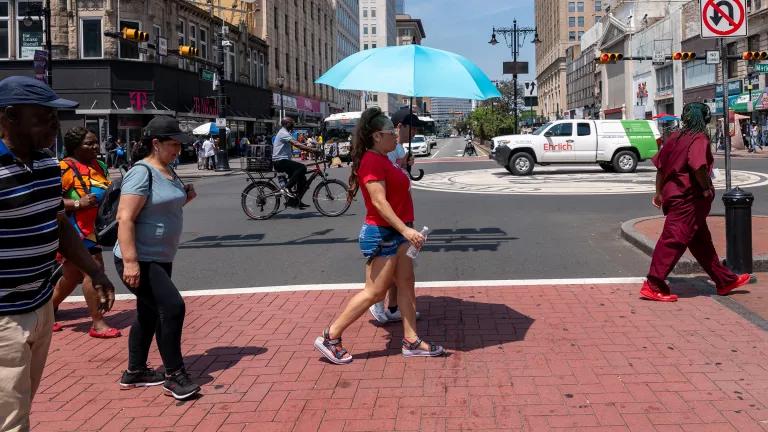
[89,327,122,338]
[402,338,445,358]
[52,322,63,332]
[313,328,353,364]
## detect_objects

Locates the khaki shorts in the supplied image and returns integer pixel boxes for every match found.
[0,300,54,432]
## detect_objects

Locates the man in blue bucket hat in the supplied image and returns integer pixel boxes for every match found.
[0,76,116,432]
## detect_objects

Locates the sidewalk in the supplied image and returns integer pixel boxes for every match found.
[32,281,768,431]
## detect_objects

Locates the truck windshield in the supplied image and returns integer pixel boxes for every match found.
[532,123,552,135]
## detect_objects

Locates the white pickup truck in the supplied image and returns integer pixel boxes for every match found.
[491,120,662,176]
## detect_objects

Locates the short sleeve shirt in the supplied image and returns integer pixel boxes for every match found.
[113,162,187,263]
[60,158,110,242]
[651,131,712,205]
[272,128,294,161]
[358,150,414,226]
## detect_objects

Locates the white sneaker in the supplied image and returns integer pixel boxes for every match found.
[386,308,421,322]
[369,302,389,324]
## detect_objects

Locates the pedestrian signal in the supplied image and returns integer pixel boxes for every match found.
[742,51,768,61]
[122,28,149,42]
[672,52,696,61]
[597,52,623,64]
[179,45,199,57]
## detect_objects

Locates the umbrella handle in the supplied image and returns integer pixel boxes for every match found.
[408,166,424,181]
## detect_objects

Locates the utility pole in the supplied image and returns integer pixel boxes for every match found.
[214,6,230,171]
[489,20,540,135]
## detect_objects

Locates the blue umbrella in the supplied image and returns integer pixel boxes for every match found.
[316,45,501,100]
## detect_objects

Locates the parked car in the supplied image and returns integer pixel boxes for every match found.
[403,135,431,156]
[491,120,662,176]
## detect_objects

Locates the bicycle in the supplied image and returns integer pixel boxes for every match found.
[241,156,352,220]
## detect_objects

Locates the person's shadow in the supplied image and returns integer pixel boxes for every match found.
[352,295,534,360]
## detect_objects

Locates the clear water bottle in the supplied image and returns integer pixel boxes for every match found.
[277,175,287,189]
[406,226,429,259]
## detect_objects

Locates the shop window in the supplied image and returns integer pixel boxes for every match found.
[17,0,44,60]
[0,1,8,59]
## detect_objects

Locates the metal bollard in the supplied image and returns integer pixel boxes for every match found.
[722,187,754,274]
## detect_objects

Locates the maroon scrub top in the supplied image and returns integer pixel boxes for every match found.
[651,130,713,205]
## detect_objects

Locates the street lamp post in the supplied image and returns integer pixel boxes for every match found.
[215,22,230,171]
[277,75,285,122]
[489,20,540,135]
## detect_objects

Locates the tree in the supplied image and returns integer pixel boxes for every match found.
[467,106,516,141]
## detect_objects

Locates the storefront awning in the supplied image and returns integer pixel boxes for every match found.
[75,108,176,116]
[729,90,765,112]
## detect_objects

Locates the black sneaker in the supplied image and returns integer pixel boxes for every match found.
[163,369,200,400]
[120,366,165,389]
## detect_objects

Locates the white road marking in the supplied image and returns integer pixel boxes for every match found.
[62,277,647,302]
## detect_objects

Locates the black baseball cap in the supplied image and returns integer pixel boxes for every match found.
[143,116,194,144]
[0,76,78,109]
[390,107,428,127]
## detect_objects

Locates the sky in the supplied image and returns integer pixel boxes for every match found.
[405,0,538,84]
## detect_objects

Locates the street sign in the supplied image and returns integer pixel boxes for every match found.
[652,51,666,66]
[215,118,227,128]
[706,50,721,64]
[503,61,528,75]
[756,64,768,73]
[522,81,538,97]
[158,37,168,56]
[700,0,747,39]
[200,69,215,82]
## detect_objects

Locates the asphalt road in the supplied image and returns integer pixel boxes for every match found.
[99,138,768,293]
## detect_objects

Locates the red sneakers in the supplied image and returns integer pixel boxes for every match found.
[639,281,678,302]
[717,273,751,296]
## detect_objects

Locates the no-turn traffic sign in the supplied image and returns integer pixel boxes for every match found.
[701,0,747,39]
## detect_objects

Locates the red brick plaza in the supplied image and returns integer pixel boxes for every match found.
[32,280,768,431]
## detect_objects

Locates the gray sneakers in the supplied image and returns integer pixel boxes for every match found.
[369,302,421,324]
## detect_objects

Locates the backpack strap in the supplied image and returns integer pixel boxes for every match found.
[133,162,154,199]
[63,158,90,196]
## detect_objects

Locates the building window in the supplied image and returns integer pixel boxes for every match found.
[199,27,208,60]
[363,25,368,34]
[569,31,576,41]
[595,15,601,23]
[16,0,44,60]
[0,0,9,59]
[295,20,298,40]
[176,19,185,44]
[577,16,584,27]
[274,6,278,29]
[363,43,368,49]
[684,60,716,89]
[120,19,141,59]
[578,31,584,39]
[371,26,376,35]
[258,52,265,87]
[371,8,376,17]
[80,18,102,58]
[656,65,673,93]
[568,2,575,12]
[727,42,738,77]
[569,17,575,27]
[362,9,367,17]
[285,52,289,74]
[285,14,288,35]
[595,0,602,11]
[275,47,279,71]
[371,43,376,48]
[577,1,584,12]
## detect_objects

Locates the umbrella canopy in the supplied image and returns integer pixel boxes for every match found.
[652,113,677,120]
[315,45,501,100]
[192,122,228,136]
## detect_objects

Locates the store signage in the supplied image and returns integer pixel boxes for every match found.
[21,31,44,58]
[128,91,148,111]
[715,80,743,98]
[756,64,768,73]
[33,50,47,82]
[200,69,215,82]
[296,96,320,113]
[272,93,298,110]
[192,96,219,116]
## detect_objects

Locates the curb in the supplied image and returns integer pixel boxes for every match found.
[621,216,768,274]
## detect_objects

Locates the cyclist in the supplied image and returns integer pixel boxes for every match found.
[272,117,320,208]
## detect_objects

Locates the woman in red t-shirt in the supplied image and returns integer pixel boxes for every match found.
[313,108,445,364]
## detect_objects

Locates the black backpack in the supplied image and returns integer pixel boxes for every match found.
[95,164,152,247]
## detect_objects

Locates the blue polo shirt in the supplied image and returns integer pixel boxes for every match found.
[0,138,63,315]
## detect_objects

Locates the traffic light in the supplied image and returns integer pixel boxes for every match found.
[742,51,768,61]
[179,45,199,57]
[672,52,696,61]
[122,28,149,42]
[597,52,623,64]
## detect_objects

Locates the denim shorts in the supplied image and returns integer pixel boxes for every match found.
[358,224,409,260]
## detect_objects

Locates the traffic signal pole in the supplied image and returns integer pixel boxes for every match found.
[215,22,231,172]
[720,39,732,190]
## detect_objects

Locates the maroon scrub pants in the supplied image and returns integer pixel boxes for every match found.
[647,198,737,289]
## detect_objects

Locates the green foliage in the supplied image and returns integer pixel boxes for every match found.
[467,106,517,140]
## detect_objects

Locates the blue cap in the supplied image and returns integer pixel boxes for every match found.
[0,76,78,109]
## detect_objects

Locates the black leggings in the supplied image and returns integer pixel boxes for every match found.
[115,259,185,373]
[273,159,308,195]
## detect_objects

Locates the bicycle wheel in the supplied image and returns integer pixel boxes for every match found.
[241,181,280,220]
[313,179,351,217]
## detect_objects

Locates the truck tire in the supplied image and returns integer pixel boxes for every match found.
[599,162,614,172]
[612,150,638,173]
[507,152,534,176]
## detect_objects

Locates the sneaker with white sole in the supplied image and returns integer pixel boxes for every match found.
[402,338,445,358]
[163,368,200,400]
[119,366,165,389]
[386,308,421,322]
[368,302,389,324]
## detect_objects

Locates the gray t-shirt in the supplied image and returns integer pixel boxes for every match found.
[113,162,187,263]
[272,127,294,160]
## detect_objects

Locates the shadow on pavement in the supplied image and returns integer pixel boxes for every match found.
[179,227,518,253]
[357,295,534,360]
[185,346,268,386]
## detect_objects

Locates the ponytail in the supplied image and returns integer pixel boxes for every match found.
[347,107,391,201]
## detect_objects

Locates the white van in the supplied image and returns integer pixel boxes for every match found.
[491,120,662,175]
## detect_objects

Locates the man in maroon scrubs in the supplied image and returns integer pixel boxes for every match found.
[642,103,750,302]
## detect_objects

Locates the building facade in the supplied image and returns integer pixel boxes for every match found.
[360,0,397,114]
[248,0,338,125]
[0,0,271,147]
[334,0,361,112]
[430,97,472,128]
[566,22,601,119]
[535,0,599,120]
[395,13,425,112]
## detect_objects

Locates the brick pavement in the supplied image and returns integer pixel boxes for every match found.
[32,283,768,431]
